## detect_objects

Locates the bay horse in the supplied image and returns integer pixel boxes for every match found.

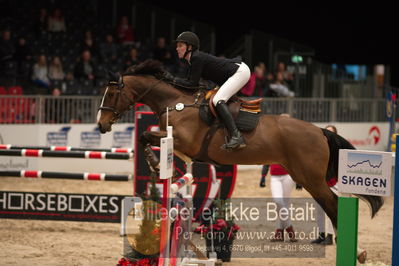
[97,60,382,261]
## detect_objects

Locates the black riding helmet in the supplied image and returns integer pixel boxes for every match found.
[175,31,200,50]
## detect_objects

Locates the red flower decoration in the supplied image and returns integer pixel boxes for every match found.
[228,230,233,240]
[151,227,159,235]
[216,219,228,229]
[117,257,159,266]
[211,224,221,231]
[231,224,240,232]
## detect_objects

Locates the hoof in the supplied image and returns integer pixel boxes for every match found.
[148,164,160,175]
[357,250,367,264]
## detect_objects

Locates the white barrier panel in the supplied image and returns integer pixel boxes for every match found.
[0,123,134,174]
[314,122,389,151]
[0,122,388,151]
[0,123,134,147]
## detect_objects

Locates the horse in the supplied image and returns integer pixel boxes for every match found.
[97,60,383,261]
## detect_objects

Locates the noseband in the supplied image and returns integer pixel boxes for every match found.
[98,74,131,120]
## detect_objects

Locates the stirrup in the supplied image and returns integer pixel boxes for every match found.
[221,134,246,151]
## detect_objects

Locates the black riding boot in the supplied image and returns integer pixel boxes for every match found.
[311,232,325,244]
[215,100,246,150]
[320,233,333,245]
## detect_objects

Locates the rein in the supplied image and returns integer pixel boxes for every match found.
[159,91,205,116]
[99,72,207,122]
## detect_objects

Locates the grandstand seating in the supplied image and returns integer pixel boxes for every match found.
[0,86,7,95]
[0,0,172,97]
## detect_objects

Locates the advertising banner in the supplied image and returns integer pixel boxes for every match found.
[0,191,129,223]
[338,149,392,196]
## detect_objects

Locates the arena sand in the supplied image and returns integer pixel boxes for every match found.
[0,169,393,266]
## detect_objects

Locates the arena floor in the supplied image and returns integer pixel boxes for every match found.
[0,169,393,266]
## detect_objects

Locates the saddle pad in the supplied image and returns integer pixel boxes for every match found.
[199,102,260,132]
[235,110,261,132]
[199,103,215,126]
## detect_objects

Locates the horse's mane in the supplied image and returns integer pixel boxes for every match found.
[124,59,165,77]
[123,59,202,95]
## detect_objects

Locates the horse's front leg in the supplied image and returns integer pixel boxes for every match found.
[139,131,167,173]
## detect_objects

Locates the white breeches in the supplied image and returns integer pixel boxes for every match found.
[212,62,251,106]
[270,174,296,229]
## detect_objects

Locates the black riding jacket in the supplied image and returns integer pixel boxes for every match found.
[175,50,241,87]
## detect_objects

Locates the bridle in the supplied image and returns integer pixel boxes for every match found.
[98,74,129,120]
[98,74,164,121]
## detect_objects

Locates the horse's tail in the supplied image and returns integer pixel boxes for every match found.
[322,128,384,218]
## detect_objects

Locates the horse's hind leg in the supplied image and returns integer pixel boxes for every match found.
[307,183,338,230]
[289,165,338,230]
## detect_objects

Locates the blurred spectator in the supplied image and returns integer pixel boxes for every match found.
[52,87,61,96]
[163,50,176,73]
[259,62,274,81]
[81,35,100,60]
[276,62,294,85]
[49,56,65,81]
[48,8,66,32]
[69,118,81,123]
[45,87,64,123]
[14,37,32,72]
[259,164,269,187]
[74,50,96,83]
[269,72,295,97]
[65,71,74,82]
[259,62,275,97]
[63,71,76,94]
[153,37,170,63]
[241,69,256,96]
[32,54,50,89]
[253,65,267,96]
[124,47,141,69]
[100,34,118,62]
[241,62,272,97]
[34,8,48,37]
[116,16,134,45]
[0,30,14,62]
[0,30,16,86]
[84,30,93,40]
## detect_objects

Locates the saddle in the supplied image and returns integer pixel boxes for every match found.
[199,89,263,132]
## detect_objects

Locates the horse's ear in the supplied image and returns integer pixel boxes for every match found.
[106,70,112,78]
[107,70,118,82]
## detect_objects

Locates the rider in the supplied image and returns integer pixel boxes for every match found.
[173,31,250,150]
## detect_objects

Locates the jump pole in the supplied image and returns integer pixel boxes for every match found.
[392,137,399,265]
[0,170,132,181]
[158,125,174,266]
[0,149,132,160]
[0,144,133,153]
